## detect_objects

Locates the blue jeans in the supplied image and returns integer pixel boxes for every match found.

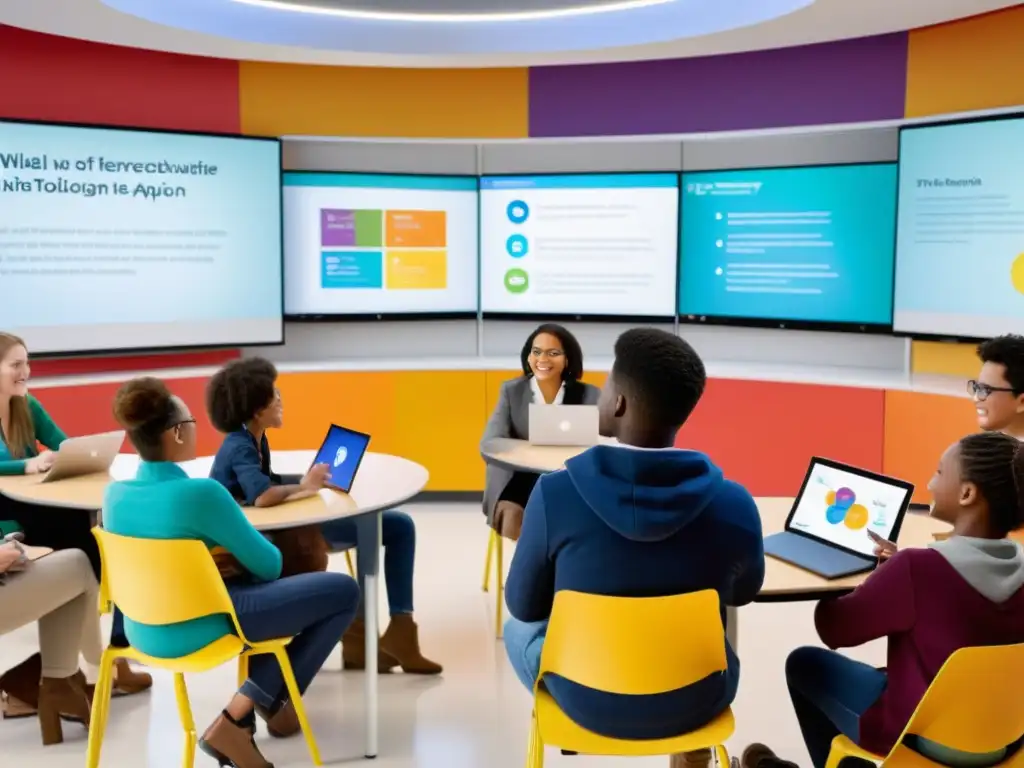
[786,646,887,768]
[227,572,359,711]
[503,617,546,692]
[320,510,416,616]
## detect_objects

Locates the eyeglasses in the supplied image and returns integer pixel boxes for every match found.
[530,348,564,360]
[967,380,1017,401]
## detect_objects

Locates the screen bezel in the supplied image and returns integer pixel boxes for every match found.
[784,456,916,560]
[0,117,285,358]
[891,110,1024,343]
[479,170,681,323]
[677,161,898,335]
[311,423,372,494]
[282,169,480,321]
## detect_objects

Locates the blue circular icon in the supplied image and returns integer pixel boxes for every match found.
[506,234,528,258]
[507,200,529,224]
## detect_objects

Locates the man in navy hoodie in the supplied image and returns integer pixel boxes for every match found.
[503,327,765,758]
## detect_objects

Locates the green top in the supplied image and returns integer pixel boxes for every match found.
[0,394,68,475]
[103,461,283,659]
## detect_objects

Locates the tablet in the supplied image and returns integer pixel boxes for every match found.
[311,424,371,493]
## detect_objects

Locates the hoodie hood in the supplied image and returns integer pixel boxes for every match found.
[929,536,1024,603]
[564,444,723,542]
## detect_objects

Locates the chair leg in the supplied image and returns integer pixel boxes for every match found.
[526,714,544,768]
[495,534,504,639]
[173,673,197,768]
[86,649,117,768]
[716,744,730,767]
[344,550,355,577]
[482,530,495,592]
[273,647,323,766]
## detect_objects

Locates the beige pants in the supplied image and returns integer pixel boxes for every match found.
[0,549,103,678]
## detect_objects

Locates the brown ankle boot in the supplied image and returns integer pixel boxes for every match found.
[0,653,41,716]
[256,700,300,738]
[38,674,91,746]
[200,711,274,768]
[380,615,442,675]
[342,617,399,672]
[112,658,152,696]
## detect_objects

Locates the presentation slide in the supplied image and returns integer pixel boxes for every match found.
[479,173,679,317]
[0,120,282,354]
[895,117,1024,338]
[790,462,911,557]
[283,173,479,316]
[679,164,897,327]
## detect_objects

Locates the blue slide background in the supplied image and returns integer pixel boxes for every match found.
[0,121,282,325]
[679,164,897,325]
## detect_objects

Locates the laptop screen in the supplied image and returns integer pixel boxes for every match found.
[312,425,371,493]
[788,459,914,558]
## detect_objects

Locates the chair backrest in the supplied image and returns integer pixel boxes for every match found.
[901,643,1024,756]
[537,589,726,696]
[93,529,238,628]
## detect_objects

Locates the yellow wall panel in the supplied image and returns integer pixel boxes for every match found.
[910,341,978,378]
[239,62,528,138]
[906,7,1024,117]
[391,370,488,491]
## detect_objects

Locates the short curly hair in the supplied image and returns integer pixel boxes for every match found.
[206,357,278,434]
[978,334,1024,395]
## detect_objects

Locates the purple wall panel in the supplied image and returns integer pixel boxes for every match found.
[528,33,909,137]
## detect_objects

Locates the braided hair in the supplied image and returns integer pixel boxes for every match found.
[958,431,1024,537]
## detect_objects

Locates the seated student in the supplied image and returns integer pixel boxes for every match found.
[104,377,360,768]
[503,328,764,766]
[206,357,441,675]
[0,331,148,714]
[481,323,599,541]
[973,334,1024,439]
[752,432,1024,768]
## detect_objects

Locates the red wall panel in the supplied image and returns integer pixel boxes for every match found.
[675,378,886,496]
[35,376,221,456]
[0,25,240,132]
[32,349,239,378]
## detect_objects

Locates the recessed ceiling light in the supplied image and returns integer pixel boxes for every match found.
[228,0,677,23]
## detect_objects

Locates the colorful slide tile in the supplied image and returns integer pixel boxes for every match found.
[385,249,448,290]
[321,250,384,289]
[385,210,447,248]
[320,209,383,248]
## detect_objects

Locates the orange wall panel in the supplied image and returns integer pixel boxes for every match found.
[238,62,528,138]
[883,390,977,503]
[906,6,1024,117]
[677,379,886,496]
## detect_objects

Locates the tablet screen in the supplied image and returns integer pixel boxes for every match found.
[312,425,371,493]
[788,459,914,557]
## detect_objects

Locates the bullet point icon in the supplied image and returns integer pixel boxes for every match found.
[716,239,723,248]
[715,267,724,276]
[715,212,723,220]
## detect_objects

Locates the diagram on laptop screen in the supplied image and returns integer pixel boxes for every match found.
[789,463,910,557]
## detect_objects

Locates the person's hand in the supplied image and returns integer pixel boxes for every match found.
[300,463,330,491]
[0,542,25,574]
[24,451,56,475]
[867,529,897,561]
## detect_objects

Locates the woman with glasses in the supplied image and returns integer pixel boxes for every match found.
[481,324,600,541]
[206,358,441,676]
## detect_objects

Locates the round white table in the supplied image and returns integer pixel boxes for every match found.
[480,438,950,649]
[0,450,428,759]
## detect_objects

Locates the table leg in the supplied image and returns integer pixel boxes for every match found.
[726,605,738,652]
[355,512,382,759]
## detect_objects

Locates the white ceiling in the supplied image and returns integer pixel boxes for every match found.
[0,0,1018,68]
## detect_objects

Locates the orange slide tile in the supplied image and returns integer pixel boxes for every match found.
[385,210,447,248]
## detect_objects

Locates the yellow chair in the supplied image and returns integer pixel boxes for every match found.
[87,530,323,768]
[481,528,504,638]
[825,642,1024,768]
[525,589,735,767]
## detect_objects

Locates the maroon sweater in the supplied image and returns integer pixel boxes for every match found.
[815,547,1024,755]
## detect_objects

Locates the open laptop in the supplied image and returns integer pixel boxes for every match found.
[763,457,915,580]
[311,424,371,493]
[41,430,125,483]
[528,404,599,447]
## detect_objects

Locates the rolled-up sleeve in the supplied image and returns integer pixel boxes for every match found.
[229,439,273,506]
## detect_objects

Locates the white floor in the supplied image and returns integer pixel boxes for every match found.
[0,504,887,767]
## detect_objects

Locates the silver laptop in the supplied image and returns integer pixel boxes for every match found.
[528,404,599,447]
[41,431,126,483]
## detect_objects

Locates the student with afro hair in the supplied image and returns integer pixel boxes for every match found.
[206,357,441,675]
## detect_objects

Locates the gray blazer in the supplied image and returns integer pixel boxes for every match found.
[480,376,601,522]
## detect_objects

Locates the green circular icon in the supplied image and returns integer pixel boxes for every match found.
[504,268,529,294]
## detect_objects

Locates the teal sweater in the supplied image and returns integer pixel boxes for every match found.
[0,395,68,536]
[103,461,283,659]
